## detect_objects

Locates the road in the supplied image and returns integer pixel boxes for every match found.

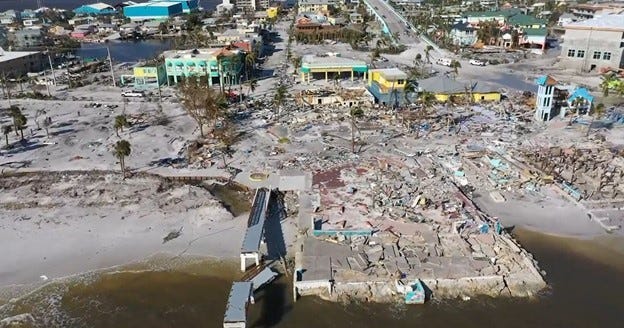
[365,0,420,44]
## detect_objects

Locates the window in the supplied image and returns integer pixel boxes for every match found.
[567,49,576,57]
[577,50,585,58]
[603,52,612,60]
[593,51,601,59]
[620,41,624,48]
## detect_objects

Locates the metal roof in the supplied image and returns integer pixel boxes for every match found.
[223,282,252,323]
[564,14,624,30]
[250,267,278,291]
[418,76,467,94]
[241,188,270,253]
[301,55,367,68]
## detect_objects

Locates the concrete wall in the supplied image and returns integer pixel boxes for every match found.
[560,28,624,72]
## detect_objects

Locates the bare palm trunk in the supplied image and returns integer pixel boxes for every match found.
[115,128,120,138]
[119,155,125,178]
[45,127,49,138]
[4,134,8,146]
[199,124,205,138]
[19,128,24,140]
[351,119,356,154]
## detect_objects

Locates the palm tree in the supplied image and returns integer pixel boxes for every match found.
[14,113,27,140]
[246,78,258,96]
[2,125,11,146]
[599,73,618,97]
[9,106,21,136]
[424,45,434,64]
[114,115,129,137]
[404,80,417,105]
[244,51,256,80]
[349,107,364,153]
[275,85,287,107]
[42,117,52,138]
[450,60,461,78]
[114,139,131,178]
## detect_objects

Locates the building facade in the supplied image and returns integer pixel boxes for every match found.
[74,3,116,16]
[149,0,199,13]
[560,14,624,72]
[163,48,244,86]
[123,2,184,21]
[126,64,167,89]
[12,29,44,49]
[300,54,368,83]
[0,48,45,78]
[367,68,408,106]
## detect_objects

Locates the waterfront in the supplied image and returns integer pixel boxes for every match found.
[76,39,174,63]
[1,229,622,327]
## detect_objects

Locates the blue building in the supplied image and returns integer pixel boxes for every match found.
[74,3,116,16]
[123,2,183,21]
[149,0,198,13]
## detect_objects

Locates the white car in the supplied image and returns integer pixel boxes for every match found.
[469,59,487,66]
[121,90,144,97]
[436,58,453,67]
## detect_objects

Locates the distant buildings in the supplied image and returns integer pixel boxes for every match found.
[74,3,117,16]
[560,14,624,72]
[149,0,199,13]
[12,29,45,49]
[568,3,624,20]
[123,2,184,21]
[0,47,46,78]
[450,22,477,46]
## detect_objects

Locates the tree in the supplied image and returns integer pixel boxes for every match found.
[178,78,227,138]
[244,51,256,79]
[114,139,131,178]
[214,119,237,170]
[275,85,287,107]
[42,117,52,138]
[14,113,27,140]
[246,78,258,96]
[9,106,21,136]
[450,60,461,77]
[599,73,618,97]
[349,107,364,153]
[424,45,434,64]
[2,125,11,146]
[114,115,129,137]
[404,80,418,105]
[34,109,46,129]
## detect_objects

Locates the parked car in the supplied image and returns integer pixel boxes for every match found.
[469,59,487,66]
[121,90,144,97]
[436,58,453,67]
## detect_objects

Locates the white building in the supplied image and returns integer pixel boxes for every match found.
[560,14,624,72]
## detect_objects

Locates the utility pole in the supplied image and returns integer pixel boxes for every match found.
[107,46,116,87]
[46,50,56,85]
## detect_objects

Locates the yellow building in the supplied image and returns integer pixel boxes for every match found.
[418,76,501,103]
[368,68,407,91]
[298,0,330,14]
[267,7,278,19]
[121,64,167,89]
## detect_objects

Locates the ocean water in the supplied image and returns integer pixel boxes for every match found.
[1,229,622,328]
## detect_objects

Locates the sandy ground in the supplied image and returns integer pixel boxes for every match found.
[0,174,246,289]
[475,187,607,238]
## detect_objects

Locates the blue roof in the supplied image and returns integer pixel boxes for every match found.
[241,188,270,253]
[535,75,557,86]
[224,282,252,323]
[567,87,594,104]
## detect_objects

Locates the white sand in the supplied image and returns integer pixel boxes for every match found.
[0,175,246,288]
